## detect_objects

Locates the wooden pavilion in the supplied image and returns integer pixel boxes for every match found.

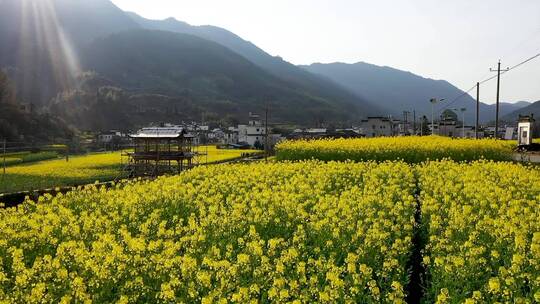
[125,126,197,177]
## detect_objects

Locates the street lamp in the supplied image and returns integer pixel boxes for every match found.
[430,98,445,135]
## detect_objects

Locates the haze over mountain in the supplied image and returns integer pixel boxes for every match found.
[503,100,540,122]
[52,29,361,129]
[0,0,141,104]
[0,70,72,141]
[126,13,379,119]
[1,0,531,133]
[302,62,531,123]
[0,0,383,129]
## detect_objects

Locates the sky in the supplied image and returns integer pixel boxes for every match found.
[110,0,540,104]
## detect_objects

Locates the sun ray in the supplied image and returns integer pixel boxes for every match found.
[14,0,81,102]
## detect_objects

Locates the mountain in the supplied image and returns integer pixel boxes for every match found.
[301,62,530,123]
[50,73,204,131]
[126,13,380,117]
[49,0,140,45]
[51,29,361,128]
[0,0,380,129]
[498,101,531,116]
[0,71,72,142]
[0,0,140,105]
[502,100,540,122]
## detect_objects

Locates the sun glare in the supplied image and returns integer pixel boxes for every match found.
[18,0,80,91]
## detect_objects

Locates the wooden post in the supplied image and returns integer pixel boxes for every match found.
[495,61,501,139]
[490,61,509,139]
[265,105,269,162]
[476,82,480,139]
[2,139,6,176]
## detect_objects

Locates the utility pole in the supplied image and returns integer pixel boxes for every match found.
[430,98,444,135]
[490,60,509,139]
[475,82,480,139]
[264,105,269,162]
[2,139,6,176]
[430,99,437,135]
[403,111,410,135]
[413,110,416,136]
[460,108,466,138]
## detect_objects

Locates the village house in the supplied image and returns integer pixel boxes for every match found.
[288,128,327,139]
[517,114,535,146]
[359,117,399,137]
[224,127,239,145]
[97,130,127,144]
[237,112,266,148]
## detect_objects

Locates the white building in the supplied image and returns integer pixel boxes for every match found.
[518,114,535,145]
[454,126,477,138]
[437,119,457,137]
[289,128,328,139]
[360,117,398,137]
[97,130,124,143]
[238,112,266,147]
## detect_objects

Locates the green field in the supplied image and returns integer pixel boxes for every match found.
[0,146,260,193]
[2,151,61,166]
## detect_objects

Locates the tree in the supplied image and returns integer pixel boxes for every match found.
[421,115,430,135]
[0,71,16,104]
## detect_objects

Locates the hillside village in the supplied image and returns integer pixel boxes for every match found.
[94,110,539,151]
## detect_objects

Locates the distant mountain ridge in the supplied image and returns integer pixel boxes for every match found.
[1,0,530,132]
[70,29,359,127]
[302,62,531,123]
[503,100,540,122]
[126,13,382,117]
[0,0,381,129]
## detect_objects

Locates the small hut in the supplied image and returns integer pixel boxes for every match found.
[518,114,535,146]
[125,126,197,176]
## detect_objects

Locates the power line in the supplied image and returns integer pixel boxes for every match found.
[505,52,540,73]
[437,85,477,113]
[437,51,540,114]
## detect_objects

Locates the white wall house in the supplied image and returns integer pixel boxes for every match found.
[360,117,398,137]
[437,121,457,137]
[97,133,115,143]
[453,126,477,138]
[237,112,266,147]
[97,130,124,143]
[518,115,535,145]
[238,125,266,147]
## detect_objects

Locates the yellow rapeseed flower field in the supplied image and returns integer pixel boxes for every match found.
[1,152,122,194]
[1,147,260,193]
[276,136,515,163]
[0,161,416,303]
[418,161,540,303]
[1,136,538,303]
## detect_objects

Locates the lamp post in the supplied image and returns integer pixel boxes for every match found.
[430,98,445,135]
